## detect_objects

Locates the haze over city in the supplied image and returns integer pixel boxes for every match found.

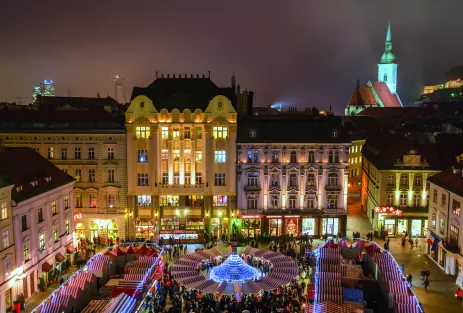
[2,1,463,113]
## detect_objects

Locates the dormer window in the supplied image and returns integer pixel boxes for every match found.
[332,129,338,138]
[250,129,256,138]
[16,186,22,192]
[45,177,52,183]
[30,181,38,187]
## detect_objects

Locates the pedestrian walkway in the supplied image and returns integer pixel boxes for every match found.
[386,238,461,313]
[23,266,78,313]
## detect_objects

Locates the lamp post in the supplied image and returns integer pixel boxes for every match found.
[127,210,133,241]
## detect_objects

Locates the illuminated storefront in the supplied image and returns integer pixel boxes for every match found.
[135,218,156,241]
[375,206,427,237]
[268,217,283,237]
[160,216,205,243]
[302,218,316,236]
[239,215,262,238]
[321,218,339,235]
[284,216,299,236]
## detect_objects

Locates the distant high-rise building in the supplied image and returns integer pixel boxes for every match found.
[32,80,55,102]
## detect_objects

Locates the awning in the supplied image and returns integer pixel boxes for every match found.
[66,246,76,254]
[42,261,53,272]
[55,253,65,262]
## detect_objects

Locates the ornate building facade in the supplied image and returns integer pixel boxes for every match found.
[125,74,251,243]
[0,102,128,242]
[236,116,350,238]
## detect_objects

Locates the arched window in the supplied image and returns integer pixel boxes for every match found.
[383,73,387,82]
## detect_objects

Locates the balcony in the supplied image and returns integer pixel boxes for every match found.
[442,238,460,254]
[287,185,299,191]
[325,185,342,191]
[244,185,262,192]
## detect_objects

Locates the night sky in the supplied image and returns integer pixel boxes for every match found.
[1,1,462,113]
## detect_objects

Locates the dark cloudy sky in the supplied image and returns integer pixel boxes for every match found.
[1,1,462,113]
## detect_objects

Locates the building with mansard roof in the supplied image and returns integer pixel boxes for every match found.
[236,115,350,239]
[125,73,253,242]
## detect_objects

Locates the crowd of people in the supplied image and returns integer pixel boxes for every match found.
[145,234,317,313]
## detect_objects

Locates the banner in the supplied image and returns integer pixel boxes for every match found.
[429,231,441,252]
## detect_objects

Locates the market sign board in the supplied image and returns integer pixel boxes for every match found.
[374,206,402,216]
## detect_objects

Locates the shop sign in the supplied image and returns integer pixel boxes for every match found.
[285,215,300,218]
[374,206,402,216]
[160,230,197,234]
[266,216,283,218]
[74,213,83,221]
[238,215,264,219]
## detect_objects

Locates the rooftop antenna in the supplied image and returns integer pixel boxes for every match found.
[114,75,126,103]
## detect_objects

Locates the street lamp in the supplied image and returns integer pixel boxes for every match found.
[127,210,133,240]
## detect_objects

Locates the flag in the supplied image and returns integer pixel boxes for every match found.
[429,231,441,252]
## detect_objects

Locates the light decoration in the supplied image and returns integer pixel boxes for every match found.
[30,242,165,313]
[313,238,424,313]
[374,206,402,216]
[210,253,261,284]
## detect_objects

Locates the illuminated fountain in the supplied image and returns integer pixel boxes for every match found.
[209,247,261,284]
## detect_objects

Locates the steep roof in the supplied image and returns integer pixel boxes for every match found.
[131,75,236,111]
[34,95,121,108]
[347,87,377,105]
[428,167,463,198]
[0,106,125,133]
[237,116,350,144]
[370,82,401,107]
[0,147,74,202]
[362,131,463,170]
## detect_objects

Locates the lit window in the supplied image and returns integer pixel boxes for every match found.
[213,126,228,139]
[160,195,179,206]
[136,126,151,139]
[75,169,81,182]
[327,194,338,209]
[75,193,83,208]
[452,199,461,216]
[108,194,116,208]
[213,195,228,207]
[249,129,256,138]
[24,244,29,262]
[215,150,226,163]
[2,231,9,248]
[186,195,203,207]
[161,127,169,139]
[51,201,57,215]
[65,219,70,234]
[4,260,11,276]
[441,193,447,208]
[137,150,148,162]
[1,203,7,220]
[53,227,58,242]
[39,234,45,251]
[89,194,97,208]
[47,147,54,159]
[137,195,152,207]
[173,128,180,139]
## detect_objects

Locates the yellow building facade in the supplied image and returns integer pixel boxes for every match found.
[126,90,237,243]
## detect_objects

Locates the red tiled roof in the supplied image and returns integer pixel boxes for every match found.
[428,167,463,197]
[370,82,402,107]
[348,87,377,105]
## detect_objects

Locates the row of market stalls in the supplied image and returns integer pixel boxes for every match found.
[34,244,163,313]
[306,239,423,313]
[170,245,299,298]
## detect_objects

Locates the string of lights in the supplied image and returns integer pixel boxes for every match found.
[30,242,163,313]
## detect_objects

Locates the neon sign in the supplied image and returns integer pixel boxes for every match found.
[238,215,264,219]
[73,213,83,221]
[374,206,402,216]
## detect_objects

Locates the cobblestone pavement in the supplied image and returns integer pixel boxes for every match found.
[346,188,462,313]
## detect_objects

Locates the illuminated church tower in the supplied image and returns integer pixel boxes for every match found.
[378,22,398,94]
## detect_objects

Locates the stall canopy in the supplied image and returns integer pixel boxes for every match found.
[112,247,125,257]
[125,246,135,254]
[42,261,53,272]
[55,253,66,262]
[135,245,148,255]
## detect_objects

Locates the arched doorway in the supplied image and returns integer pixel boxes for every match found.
[89,223,99,243]
[76,223,86,239]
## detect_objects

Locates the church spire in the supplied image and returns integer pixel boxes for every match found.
[380,21,395,64]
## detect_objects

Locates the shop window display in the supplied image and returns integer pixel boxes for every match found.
[136,218,155,240]
[285,218,298,236]
[186,218,204,231]
[269,218,282,237]
[322,218,338,235]
[108,222,119,240]
[302,218,315,236]
[241,218,261,238]
[384,219,395,235]
[161,217,179,231]
[397,219,407,235]
[411,219,422,237]
[137,195,152,207]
